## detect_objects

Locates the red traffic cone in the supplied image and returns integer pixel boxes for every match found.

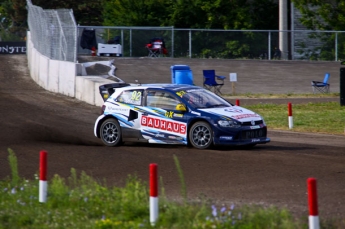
[91,46,96,56]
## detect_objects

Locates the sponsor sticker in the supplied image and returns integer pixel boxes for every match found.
[108,107,128,112]
[245,130,264,139]
[141,116,186,134]
[173,113,184,118]
[250,125,261,129]
[155,134,165,138]
[220,136,233,141]
[224,108,243,113]
[176,91,187,97]
[165,111,174,118]
[186,89,203,93]
[191,111,201,116]
[231,114,260,119]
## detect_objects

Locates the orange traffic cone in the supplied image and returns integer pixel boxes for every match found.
[91,46,96,56]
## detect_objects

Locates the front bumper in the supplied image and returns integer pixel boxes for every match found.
[212,125,270,146]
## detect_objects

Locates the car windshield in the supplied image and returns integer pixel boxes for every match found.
[176,88,231,109]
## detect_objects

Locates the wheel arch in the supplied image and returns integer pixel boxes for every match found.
[187,118,215,145]
[95,115,119,138]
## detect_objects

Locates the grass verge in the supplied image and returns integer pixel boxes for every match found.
[224,93,340,99]
[245,101,345,135]
[1,149,345,228]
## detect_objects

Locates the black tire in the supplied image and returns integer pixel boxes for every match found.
[188,121,213,149]
[100,118,122,147]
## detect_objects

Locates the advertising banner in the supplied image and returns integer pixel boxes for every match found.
[0,42,26,54]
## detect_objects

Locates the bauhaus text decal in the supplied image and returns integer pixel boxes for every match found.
[141,116,186,134]
[0,42,26,54]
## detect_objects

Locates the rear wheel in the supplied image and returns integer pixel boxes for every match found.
[100,118,122,146]
[189,121,213,149]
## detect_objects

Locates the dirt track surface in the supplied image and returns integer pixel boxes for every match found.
[1,55,345,221]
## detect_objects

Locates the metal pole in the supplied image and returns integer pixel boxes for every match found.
[268,31,271,60]
[130,29,132,57]
[279,0,288,60]
[121,30,124,57]
[70,10,77,63]
[290,2,295,60]
[335,32,338,61]
[171,26,174,58]
[189,30,192,58]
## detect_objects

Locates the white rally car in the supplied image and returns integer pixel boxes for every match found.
[94,83,270,149]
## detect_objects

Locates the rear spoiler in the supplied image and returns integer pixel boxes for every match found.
[99,83,130,101]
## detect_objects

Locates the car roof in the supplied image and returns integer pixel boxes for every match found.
[127,83,202,92]
[106,83,205,100]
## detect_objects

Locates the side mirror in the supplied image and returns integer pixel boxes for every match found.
[175,103,187,112]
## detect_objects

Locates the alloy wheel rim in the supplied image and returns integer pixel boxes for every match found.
[102,123,118,143]
[192,125,211,147]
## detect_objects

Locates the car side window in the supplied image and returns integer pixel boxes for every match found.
[116,90,143,105]
[146,90,180,110]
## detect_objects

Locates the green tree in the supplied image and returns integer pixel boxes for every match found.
[292,0,345,60]
[0,0,26,27]
[168,0,252,29]
[0,0,27,40]
[166,0,278,58]
[102,0,171,26]
[101,0,278,58]
[291,0,345,31]
[251,0,279,30]
[102,0,278,29]
[32,0,104,25]
[0,0,104,29]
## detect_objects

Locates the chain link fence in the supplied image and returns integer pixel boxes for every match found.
[77,26,345,62]
[27,0,77,62]
[26,0,344,63]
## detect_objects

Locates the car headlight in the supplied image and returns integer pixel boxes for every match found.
[218,120,241,128]
[261,118,267,126]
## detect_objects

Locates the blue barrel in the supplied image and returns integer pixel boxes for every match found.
[170,65,194,85]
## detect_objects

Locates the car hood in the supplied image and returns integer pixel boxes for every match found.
[199,106,262,121]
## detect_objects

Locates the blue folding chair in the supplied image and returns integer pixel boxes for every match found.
[203,70,226,95]
[311,73,330,93]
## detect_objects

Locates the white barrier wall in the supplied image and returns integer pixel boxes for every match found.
[38,55,49,89]
[76,76,98,105]
[58,60,77,97]
[48,60,60,93]
[26,31,113,107]
[75,76,111,106]
[26,33,32,71]
[32,48,39,83]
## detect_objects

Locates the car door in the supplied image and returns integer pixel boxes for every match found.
[113,88,144,139]
[141,89,188,144]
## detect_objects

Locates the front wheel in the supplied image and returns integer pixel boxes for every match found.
[100,118,122,146]
[189,121,213,149]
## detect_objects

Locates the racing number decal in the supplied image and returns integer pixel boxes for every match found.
[131,91,142,102]
[118,90,142,105]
